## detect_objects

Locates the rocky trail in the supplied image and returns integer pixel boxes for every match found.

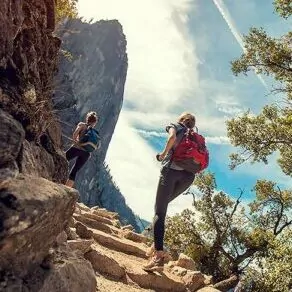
[63,202,219,292]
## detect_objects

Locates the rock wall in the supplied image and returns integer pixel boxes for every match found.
[54,19,140,231]
[0,1,96,291]
[0,0,67,184]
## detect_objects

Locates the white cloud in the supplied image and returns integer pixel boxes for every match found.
[206,136,230,145]
[136,128,230,145]
[78,0,200,113]
[215,99,246,115]
[105,113,159,220]
[135,129,167,139]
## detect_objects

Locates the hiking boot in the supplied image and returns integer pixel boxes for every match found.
[146,243,155,257]
[143,251,164,272]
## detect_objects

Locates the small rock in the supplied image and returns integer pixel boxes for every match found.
[56,231,67,245]
[40,249,55,270]
[204,275,213,286]
[67,239,94,254]
[122,230,148,243]
[182,271,205,292]
[68,217,76,228]
[121,224,134,231]
[170,266,188,277]
[65,227,78,240]
[176,253,197,271]
[75,222,93,239]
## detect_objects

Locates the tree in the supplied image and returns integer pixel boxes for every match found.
[242,229,292,292]
[164,172,292,290]
[274,0,292,19]
[165,2,291,290]
[227,1,292,174]
[55,0,78,24]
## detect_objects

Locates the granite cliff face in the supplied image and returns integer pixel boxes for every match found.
[54,19,140,231]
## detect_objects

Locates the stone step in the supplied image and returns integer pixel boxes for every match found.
[126,270,186,292]
[85,249,125,279]
[95,273,155,292]
[76,202,91,212]
[91,207,119,220]
[75,222,93,239]
[90,243,187,292]
[121,230,148,244]
[82,211,121,228]
[67,239,94,254]
[73,214,116,235]
[91,229,148,259]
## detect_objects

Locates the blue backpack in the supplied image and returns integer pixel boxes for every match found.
[79,127,101,152]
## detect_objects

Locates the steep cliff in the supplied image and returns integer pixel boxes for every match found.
[0,1,96,291]
[0,0,68,183]
[54,19,140,231]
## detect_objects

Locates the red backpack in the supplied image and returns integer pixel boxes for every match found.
[172,128,209,174]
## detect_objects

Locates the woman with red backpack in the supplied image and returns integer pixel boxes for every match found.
[143,112,209,271]
[65,111,100,188]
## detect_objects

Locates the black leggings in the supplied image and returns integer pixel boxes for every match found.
[66,146,90,181]
[153,167,195,251]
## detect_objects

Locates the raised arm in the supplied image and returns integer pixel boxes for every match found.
[158,127,176,161]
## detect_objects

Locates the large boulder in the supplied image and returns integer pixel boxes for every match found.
[38,247,97,292]
[1,246,97,292]
[0,175,78,277]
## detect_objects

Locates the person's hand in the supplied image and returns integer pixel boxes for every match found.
[156,153,166,161]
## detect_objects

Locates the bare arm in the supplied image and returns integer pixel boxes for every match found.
[72,123,85,142]
[158,127,176,161]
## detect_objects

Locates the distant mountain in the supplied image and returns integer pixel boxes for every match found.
[54,18,142,231]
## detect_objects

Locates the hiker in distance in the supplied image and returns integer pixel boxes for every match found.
[143,112,209,272]
[65,111,101,188]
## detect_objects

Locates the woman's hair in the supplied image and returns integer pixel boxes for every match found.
[86,111,98,125]
[178,112,196,129]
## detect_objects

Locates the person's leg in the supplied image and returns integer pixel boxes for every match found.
[67,149,90,187]
[143,168,179,271]
[168,170,195,204]
[65,147,79,187]
[153,168,178,251]
[66,146,78,161]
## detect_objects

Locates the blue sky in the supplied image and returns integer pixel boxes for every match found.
[78,0,291,220]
